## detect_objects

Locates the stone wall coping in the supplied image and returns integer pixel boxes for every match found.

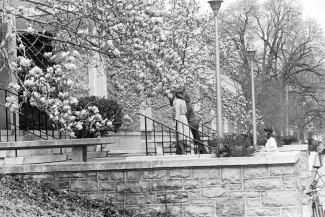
[278,145,308,152]
[0,151,300,174]
[0,137,115,149]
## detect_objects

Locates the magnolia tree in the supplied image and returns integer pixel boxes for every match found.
[4,0,264,134]
[6,49,121,138]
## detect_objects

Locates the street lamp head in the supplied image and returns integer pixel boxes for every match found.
[247,49,256,59]
[208,0,223,12]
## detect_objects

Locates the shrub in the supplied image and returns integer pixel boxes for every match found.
[0,174,117,217]
[0,174,176,217]
[75,96,123,138]
[280,135,299,145]
[308,138,320,152]
[209,134,256,157]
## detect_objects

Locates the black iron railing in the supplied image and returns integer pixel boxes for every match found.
[0,88,68,143]
[139,113,214,156]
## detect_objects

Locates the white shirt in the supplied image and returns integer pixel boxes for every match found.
[265,137,277,152]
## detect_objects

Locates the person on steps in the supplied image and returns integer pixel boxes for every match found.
[172,88,193,154]
[183,92,208,154]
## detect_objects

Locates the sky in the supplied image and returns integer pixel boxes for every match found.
[199,0,325,34]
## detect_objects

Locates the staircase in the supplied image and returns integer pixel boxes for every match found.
[138,113,216,156]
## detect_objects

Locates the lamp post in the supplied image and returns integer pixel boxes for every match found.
[208,0,223,139]
[247,49,257,148]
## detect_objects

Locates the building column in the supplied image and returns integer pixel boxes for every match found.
[0,15,17,130]
[88,53,107,98]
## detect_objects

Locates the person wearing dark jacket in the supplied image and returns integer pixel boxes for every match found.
[183,92,208,154]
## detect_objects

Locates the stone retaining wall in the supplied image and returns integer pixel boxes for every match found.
[0,152,303,217]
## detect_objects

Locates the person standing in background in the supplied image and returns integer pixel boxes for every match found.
[172,88,193,154]
[183,92,208,154]
[264,127,277,152]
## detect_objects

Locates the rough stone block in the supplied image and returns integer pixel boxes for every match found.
[29,174,55,180]
[244,178,281,190]
[246,199,261,208]
[189,190,200,198]
[170,169,191,178]
[222,167,241,184]
[57,172,83,178]
[184,179,199,189]
[157,191,188,203]
[201,178,221,187]
[201,186,228,198]
[126,171,142,180]
[229,185,242,190]
[262,191,298,207]
[116,194,125,203]
[151,179,182,191]
[85,172,97,177]
[190,199,215,204]
[216,199,245,217]
[300,171,309,179]
[98,172,108,181]
[282,207,300,217]
[71,179,98,192]
[117,181,150,193]
[229,191,260,198]
[270,165,295,176]
[244,166,268,178]
[108,171,124,181]
[88,192,106,200]
[246,208,280,216]
[301,178,309,188]
[147,205,182,217]
[126,194,156,205]
[183,205,214,217]
[56,180,70,188]
[192,168,220,179]
[143,170,167,179]
[299,153,307,163]
[99,182,115,191]
[282,176,296,189]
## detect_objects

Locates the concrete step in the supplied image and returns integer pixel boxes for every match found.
[0,154,68,165]
[0,151,109,165]
[0,135,25,142]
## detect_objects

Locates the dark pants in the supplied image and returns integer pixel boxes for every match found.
[175,122,208,155]
[190,127,208,154]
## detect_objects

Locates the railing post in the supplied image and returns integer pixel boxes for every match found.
[5,90,9,142]
[45,112,48,140]
[153,119,156,155]
[39,110,41,138]
[13,112,17,142]
[175,120,179,154]
[145,117,148,156]
[32,106,34,135]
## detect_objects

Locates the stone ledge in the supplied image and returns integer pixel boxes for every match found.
[278,145,308,152]
[0,151,301,174]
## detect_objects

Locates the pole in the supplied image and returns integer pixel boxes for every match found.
[213,10,223,139]
[251,58,257,147]
[285,85,289,136]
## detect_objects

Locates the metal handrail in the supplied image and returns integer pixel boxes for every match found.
[166,117,215,139]
[0,88,67,144]
[138,113,213,156]
[151,101,218,137]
